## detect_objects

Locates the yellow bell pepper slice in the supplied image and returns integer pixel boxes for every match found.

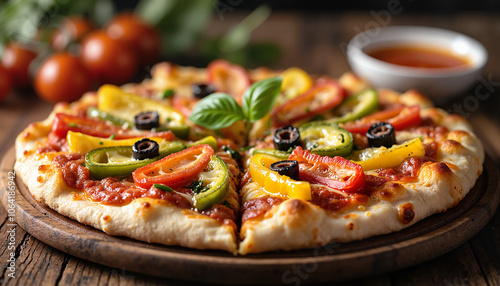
[249,154,311,200]
[97,84,184,126]
[67,131,167,154]
[351,138,426,171]
[187,136,218,150]
[281,67,313,99]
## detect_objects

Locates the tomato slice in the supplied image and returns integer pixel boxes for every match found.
[341,105,422,134]
[132,144,214,189]
[172,96,199,118]
[288,146,365,193]
[271,78,347,128]
[52,113,175,140]
[207,59,250,102]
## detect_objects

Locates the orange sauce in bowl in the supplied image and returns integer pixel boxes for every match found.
[367,45,470,69]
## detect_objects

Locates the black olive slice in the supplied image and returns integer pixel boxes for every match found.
[192,83,216,99]
[132,138,160,160]
[134,111,160,130]
[270,160,300,180]
[273,126,301,151]
[366,122,396,148]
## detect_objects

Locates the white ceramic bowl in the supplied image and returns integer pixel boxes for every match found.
[347,26,488,100]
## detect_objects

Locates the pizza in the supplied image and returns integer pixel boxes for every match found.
[14,59,484,255]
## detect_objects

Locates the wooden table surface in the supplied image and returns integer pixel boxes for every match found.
[1,11,500,285]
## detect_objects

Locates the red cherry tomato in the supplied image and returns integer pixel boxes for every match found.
[34,53,92,103]
[80,30,138,85]
[1,43,37,87]
[51,16,94,50]
[107,12,161,65]
[0,65,13,102]
[207,59,250,103]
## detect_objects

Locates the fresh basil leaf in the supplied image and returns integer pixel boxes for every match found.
[189,93,245,130]
[242,77,282,123]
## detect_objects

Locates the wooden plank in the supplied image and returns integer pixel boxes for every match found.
[469,114,500,162]
[58,257,115,286]
[338,11,376,40]
[453,13,497,77]
[0,207,30,284]
[308,13,351,77]
[469,211,500,286]
[391,243,488,286]
[0,205,15,283]
[337,274,392,286]
[0,96,34,156]
[0,94,53,157]
[57,256,194,286]
[2,235,68,286]
[251,12,304,70]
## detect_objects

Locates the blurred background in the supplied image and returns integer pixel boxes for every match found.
[0,0,498,103]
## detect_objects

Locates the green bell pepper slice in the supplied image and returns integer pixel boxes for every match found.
[85,141,186,180]
[299,122,354,157]
[326,89,378,124]
[87,107,131,127]
[153,125,190,140]
[252,148,291,160]
[193,155,230,211]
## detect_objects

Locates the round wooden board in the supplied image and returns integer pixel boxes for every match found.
[1,148,499,284]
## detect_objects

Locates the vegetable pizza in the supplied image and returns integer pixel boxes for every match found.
[14,60,484,254]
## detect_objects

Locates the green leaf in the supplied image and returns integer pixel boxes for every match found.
[92,0,115,27]
[154,184,173,192]
[219,5,271,53]
[242,77,282,123]
[245,43,281,67]
[160,89,175,99]
[189,93,244,130]
[155,0,214,55]
[136,0,176,26]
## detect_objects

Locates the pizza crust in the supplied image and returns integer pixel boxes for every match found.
[15,115,238,254]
